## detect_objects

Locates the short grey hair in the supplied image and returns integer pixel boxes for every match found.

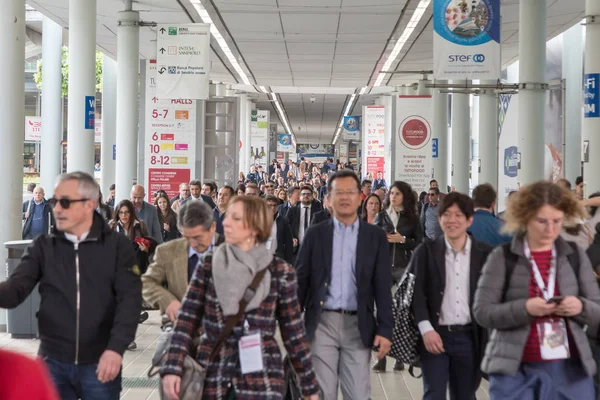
[56,172,100,202]
[178,201,214,230]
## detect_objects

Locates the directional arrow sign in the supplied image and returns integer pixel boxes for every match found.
[159,47,166,54]
[158,67,166,75]
[159,27,166,34]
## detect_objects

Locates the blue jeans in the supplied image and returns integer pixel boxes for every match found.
[44,357,121,400]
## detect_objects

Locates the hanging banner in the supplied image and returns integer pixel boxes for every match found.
[395,96,433,193]
[144,60,197,203]
[339,143,348,164]
[95,119,102,143]
[362,106,386,177]
[433,0,500,80]
[585,73,600,118]
[342,116,360,140]
[25,116,42,142]
[297,144,335,157]
[497,94,519,212]
[278,133,293,152]
[250,109,269,170]
[156,23,211,100]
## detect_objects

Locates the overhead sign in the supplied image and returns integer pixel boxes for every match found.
[278,133,293,152]
[85,96,95,129]
[25,116,42,142]
[433,0,500,80]
[584,73,600,118]
[250,110,269,170]
[144,60,197,202]
[297,144,334,157]
[362,106,385,177]
[156,24,211,100]
[342,116,360,140]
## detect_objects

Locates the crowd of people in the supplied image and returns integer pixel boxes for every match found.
[3,163,600,399]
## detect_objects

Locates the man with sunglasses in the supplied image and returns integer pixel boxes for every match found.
[142,201,224,326]
[0,172,141,400]
[421,187,443,240]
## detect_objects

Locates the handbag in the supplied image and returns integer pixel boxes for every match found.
[149,267,268,400]
[375,211,396,234]
[388,261,421,377]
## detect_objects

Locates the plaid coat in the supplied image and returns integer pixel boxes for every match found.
[160,256,319,399]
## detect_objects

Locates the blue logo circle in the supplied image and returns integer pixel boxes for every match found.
[473,54,485,62]
[435,0,497,46]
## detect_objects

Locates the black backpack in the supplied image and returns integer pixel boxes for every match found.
[500,241,580,298]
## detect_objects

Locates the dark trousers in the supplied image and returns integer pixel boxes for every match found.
[419,329,478,400]
[44,357,121,400]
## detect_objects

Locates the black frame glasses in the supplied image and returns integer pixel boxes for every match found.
[48,198,90,209]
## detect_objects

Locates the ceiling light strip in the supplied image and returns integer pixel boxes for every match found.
[270,92,295,140]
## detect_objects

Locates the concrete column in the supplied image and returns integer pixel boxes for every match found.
[432,81,449,192]
[114,7,139,203]
[451,87,470,193]
[471,94,480,188]
[0,0,25,326]
[382,95,394,185]
[562,24,583,184]
[418,79,431,96]
[66,0,97,174]
[583,0,600,194]
[238,94,247,175]
[479,81,499,188]
[101,55,117,198]
[518,0,546,185]
[40,17,63,196]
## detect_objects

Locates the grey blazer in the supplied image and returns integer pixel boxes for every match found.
[139,202,163,244]
[473,235,600,377]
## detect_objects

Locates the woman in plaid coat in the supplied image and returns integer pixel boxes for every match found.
[161,196,319,400]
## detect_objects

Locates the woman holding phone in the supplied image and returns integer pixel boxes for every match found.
[473,181,600,399]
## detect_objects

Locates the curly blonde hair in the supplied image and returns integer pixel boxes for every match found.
[503,181,588,234]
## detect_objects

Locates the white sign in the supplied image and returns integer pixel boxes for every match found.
[95,119,102,143]
[342,116,360,140]
[339,143,348,164]
[250,109,269,170]
[25,116,42,142]
[156,24,211,100]
[144,60,197,203]
[395,96,433,193]
[433,0,501,80]
[363,106,386,177]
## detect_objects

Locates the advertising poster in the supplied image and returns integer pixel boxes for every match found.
[95,119,102,144]
[144,60,196,202]
[363,106,386,177]
[25,116,42,142]
[339,143,348,164]
[297,144,335,158]
[395,96,433,193]
[342,116,360,141]
[433,0,501,79]
[497,94,519,212]
[156,24,211,100]
[250,109,269,170]
[585,73,600,118]
[278,133,293,152]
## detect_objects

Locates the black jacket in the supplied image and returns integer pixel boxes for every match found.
[311,209,331,226]
[0,212,142,365]
[274,214,294,264]
[374,210,423,281]
[287,202,324,240]
[277,202,294,219]
[587,222,600,271]
[296,218,394,348]
[22,200,55,240]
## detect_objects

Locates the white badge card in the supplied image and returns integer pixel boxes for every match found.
[238,331,264,374]
[537,318,569,360]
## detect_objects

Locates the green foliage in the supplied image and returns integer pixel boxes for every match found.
[34,48,103,97]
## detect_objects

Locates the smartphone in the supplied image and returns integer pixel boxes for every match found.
[547,296,564,304]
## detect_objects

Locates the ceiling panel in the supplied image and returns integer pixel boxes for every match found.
[280,14,339,34]
[335,42,384,55]
[287,42,336,56]
[338,14,401,34]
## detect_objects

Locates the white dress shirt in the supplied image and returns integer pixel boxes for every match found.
[418,236,472,335]
[266,217,278,254]
[298,204,312,243]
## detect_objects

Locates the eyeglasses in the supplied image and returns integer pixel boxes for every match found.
[301,192,313,197]
[118,210,131,215]
[48,198,89,209]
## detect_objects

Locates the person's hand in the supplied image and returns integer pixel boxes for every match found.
[386,233,405,243]
[525,297,557,317]
[25,212,30,220]
[162,375,181,400]
[96,350,122,383]
[138,243,149,253]
[423,330,444,354]
[293,238,299,247]
[556,296,583,317]
[373,335,391,360]
[165,300,182,321]
[163,223,170,232]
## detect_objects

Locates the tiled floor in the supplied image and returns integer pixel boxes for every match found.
[0,311,489,400]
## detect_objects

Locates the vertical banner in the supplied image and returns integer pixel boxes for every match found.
[497,94,519,212]
[277,133,293,152]
[584,74,600,118]
[342,116,360,140]
[433,0,500,80]
[250,110,269,170]
[144,60,197,202]
[363,106,386,177]
[395,96,433,193]
[85,96,95,129]
[156,24,211,100]
[339,143,348,164]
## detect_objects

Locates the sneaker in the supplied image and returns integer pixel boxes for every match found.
[139,311,149,324]
[372,357,386,373]
[127,341,137,351]
[393,361,405,371]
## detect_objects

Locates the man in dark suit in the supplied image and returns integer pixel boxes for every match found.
[277,186,300,219]
[265,196,294,264]
[296,170,393,400]
[311,193,331,226]
[411,192,492,400]
[287,185,323,251]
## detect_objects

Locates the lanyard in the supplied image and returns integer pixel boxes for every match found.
[524,241,557,301]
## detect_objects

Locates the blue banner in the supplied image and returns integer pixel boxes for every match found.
[85,96,95,130]
[343,116,360,140]
[584,73,600,118]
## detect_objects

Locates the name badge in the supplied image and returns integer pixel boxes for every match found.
[537,318,570,360]
[238,331,264,374]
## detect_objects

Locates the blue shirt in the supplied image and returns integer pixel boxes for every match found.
[324,216,359,311]
[30,201,45,236]
[467,209,512,247]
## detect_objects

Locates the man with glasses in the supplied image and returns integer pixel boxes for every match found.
[170,182,191,206]
[265,195,294,264]
[296,170,393,400]
[264,180,276,197]
[0,172,141,399]
[142,201,223,326]
[421,187,443,240]
[287,185,323,253]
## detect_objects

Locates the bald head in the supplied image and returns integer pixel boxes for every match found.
[33,186,45,203]
[130,185,145,209]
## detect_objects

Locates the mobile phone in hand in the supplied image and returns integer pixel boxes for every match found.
[547,296,564,305]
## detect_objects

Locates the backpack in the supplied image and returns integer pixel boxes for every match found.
[500,241,580,299]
